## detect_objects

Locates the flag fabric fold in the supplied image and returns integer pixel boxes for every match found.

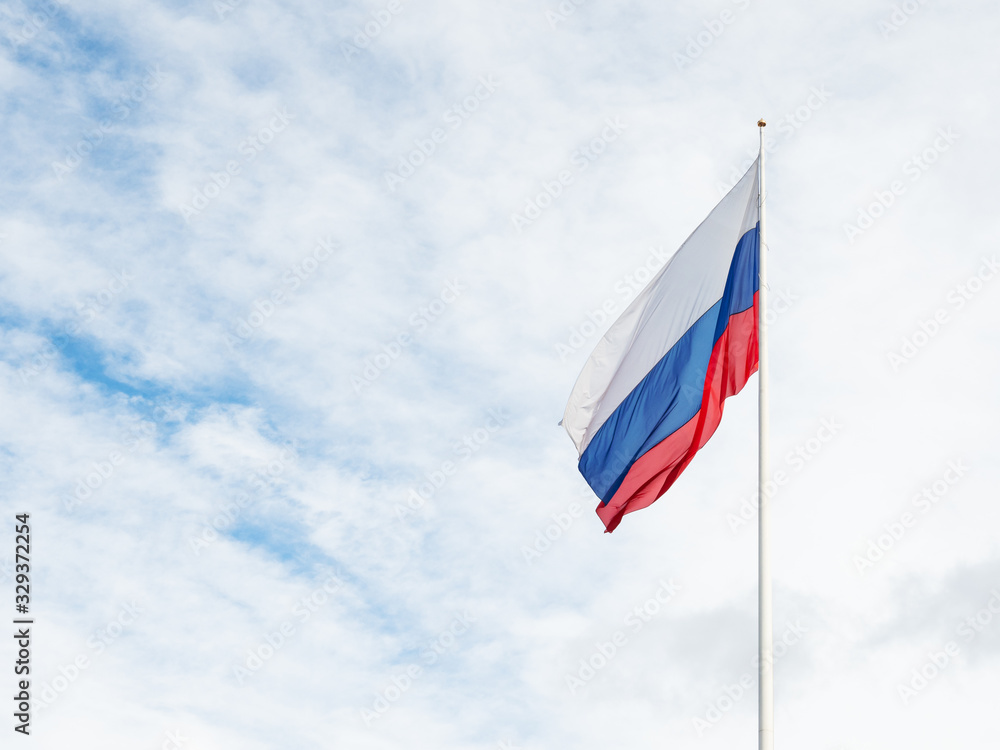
[562,159,761,532]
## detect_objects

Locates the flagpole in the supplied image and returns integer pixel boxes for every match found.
[756,119,773,750]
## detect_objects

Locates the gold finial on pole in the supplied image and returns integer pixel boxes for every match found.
[757,119,766,128]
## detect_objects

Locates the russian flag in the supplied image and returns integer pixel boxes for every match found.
[563,159,761,533]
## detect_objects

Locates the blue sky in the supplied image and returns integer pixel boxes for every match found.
[1,0,999,747]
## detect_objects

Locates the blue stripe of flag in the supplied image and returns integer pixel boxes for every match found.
[579,224,760,503]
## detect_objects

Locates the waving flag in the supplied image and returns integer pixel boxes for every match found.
[562,159,761,532]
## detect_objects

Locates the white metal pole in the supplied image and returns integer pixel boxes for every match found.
[757,119,773,750]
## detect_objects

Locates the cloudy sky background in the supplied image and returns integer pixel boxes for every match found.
[1,0,998,747]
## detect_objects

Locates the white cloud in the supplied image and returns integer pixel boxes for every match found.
[0,0,997,746]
